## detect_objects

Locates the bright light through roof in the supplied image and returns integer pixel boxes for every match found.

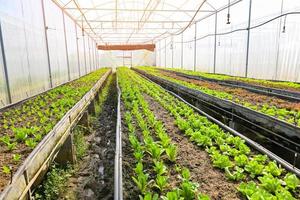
[54,0,236,44]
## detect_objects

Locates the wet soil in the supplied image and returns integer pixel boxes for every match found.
[59,75,117,200]
[121,102,140,200]
[160,71,300,111]
[143,94,242,200]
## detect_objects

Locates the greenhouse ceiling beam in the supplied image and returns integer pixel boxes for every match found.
[81,20,192,23]
[98,33,168,35]
[64,8,215,13]
[84,27,182,30]
[71,0,104,43]
[51,0,99,44]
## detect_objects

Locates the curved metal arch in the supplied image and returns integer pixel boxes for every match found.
[86,11,184,29]
[75,0,193,19]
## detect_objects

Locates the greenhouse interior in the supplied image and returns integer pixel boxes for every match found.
[0,0,300,199]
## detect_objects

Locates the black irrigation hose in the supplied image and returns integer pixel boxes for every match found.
[179,11,300,44]
[147,11,300,49]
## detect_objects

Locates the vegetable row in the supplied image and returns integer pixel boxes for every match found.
[124,67,300,200]
[119,68,210,199]
[159,67,300,92]
[0,68,109,191]
[137,67,300,127]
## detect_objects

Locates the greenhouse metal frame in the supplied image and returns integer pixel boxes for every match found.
[1,0,300,200]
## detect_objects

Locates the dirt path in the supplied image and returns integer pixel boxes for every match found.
[143,94,242,200]
[60,75,117,200]
[160,70,300,111]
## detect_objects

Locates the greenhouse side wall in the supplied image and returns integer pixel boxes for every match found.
[0,0,100,109]
[155,0,300,82]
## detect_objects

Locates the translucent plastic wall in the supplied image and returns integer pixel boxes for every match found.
[173,34,182,69]
[156,0,300,82]
[0,33,7,107]
[99,50,155,68]
[0,0,99,108]
[64,13,79,79]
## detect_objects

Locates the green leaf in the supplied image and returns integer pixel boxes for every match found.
[284,173,300,191]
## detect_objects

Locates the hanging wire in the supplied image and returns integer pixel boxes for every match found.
[282,15,287,33]
[227,0,231,24]
[176,11,300,44]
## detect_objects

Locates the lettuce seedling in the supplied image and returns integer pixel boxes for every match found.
[134,162,144,175]
[132,172,150,194]
[154,175,168,192]
[238,181,257,197]
[165,144,177,162]
[139,192,159,200]
[258,174,282,193]
[153,161,167,176]
[245,160,264,178]
[263,161,283,177]
[234,154,248,167]
[12,154,21,162]
[284,173,300,191]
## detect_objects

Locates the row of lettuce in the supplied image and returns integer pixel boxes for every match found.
[119,68,300,200]
[137,67,300,127]
[0,68,109,191]
[158,67,300,92]
[119,68,210,199]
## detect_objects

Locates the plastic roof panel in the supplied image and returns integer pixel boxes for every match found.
[53,0,232,44]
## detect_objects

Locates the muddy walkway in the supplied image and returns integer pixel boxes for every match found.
[60,74,117,200]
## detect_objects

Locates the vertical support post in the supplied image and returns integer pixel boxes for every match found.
[274,0,284,80]
[75,24,81,77]
[88,100,96,116]
[158,42,161,66]
[164,39,167,68]
[245,0,253,77]
[41,0,53,88]
[213,12,218,73]
[88,38,92,72]
[79,111,89,127]
[171,36,174,68]
[62,12,71,81]
[131,51,133,67]
[82,34,87,74]
[0,21,12,104]
[123,51,125,66]
[181,34,184,69]
[55,134,76,165]
[194,23,197,71]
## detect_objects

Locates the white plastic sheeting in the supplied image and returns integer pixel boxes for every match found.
[76,25,87,76]
[64,13,79,79]
[44,0,69,86]
[155,0,300,82]
[0,0,99,108]
[182,24,195,71]
[0,0,50,102]
[0,33,8,107]
[99,49,155,68]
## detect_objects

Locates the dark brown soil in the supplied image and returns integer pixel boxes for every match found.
[160,71,300,111]
[121,102,140,200]
[59,75,117,200]
[143,94,241,200]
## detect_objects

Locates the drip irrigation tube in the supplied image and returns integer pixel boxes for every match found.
[114,74,123,200]
[163,69,300,102]
[135,69,300,177]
